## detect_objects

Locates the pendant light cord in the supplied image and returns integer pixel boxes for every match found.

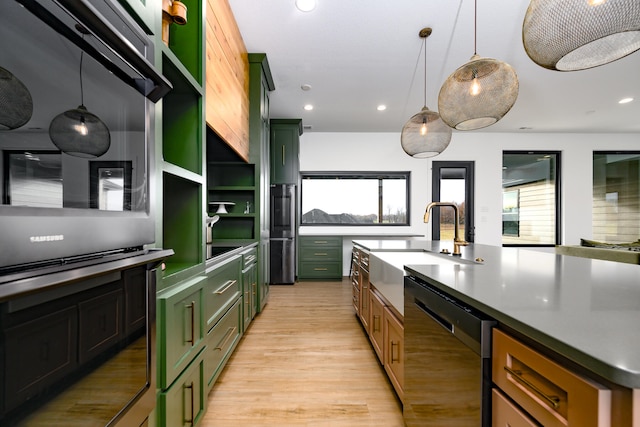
[79,50,84,106]
[423,37,427,107]
[473,0,477,55]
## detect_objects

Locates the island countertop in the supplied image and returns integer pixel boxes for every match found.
[353,239,640,389]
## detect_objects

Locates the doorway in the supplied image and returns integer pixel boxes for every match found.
[431,161,475,242]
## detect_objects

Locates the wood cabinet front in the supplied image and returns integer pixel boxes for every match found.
[493,329,611,427]
[384,306,404,402]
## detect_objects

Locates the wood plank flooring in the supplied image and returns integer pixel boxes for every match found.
[201,279,404,426]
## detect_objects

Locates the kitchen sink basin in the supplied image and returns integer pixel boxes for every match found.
[368,251,478,315]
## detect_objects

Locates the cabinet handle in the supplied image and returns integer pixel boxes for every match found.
[245,255,256,264]
[184,382,195,426]
[504,366,561,409]
[390,341,400,363]
[314,252,328,256]
[215,327,237,351]
[214,280,237,295]
[282,145,285,166]
[314,267,328,271]
[314,240,328,244]
[373,315,380,333]
[185,301,195,345]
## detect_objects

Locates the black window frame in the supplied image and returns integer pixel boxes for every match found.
[502,151,562,247]
[300,171,411,226]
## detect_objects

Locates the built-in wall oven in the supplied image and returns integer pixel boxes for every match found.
[0,0,170,273]
[404,274,496,427]
[0,0,172,425]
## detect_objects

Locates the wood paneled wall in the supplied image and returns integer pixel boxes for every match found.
[205,0,250,161]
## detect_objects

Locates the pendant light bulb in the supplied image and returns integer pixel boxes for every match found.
[420,120,427,136]
[75,115,88,136]
[469,74,481,96]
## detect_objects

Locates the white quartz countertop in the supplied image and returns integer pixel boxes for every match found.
[354,239,640,389]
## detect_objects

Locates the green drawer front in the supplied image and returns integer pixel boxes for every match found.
[242,247,258,268]
[157,276,207,390]
[300,246,341,262]
[299,236,342,248]
[205,298,242,389]
[205,256,242,332]
[299,261,342,279]
[157,348,206,427]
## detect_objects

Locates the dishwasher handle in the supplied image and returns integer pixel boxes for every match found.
[415,298,453,333]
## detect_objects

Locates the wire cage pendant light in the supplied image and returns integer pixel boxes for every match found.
[49,27,110,158]
[523,0,640,71]
[401,28,452,158]
[0,66,33,130]
[438,0,519,131]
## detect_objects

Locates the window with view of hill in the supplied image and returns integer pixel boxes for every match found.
[300,172,410,225]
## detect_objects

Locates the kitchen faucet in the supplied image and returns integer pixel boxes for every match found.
[424,202,468,256]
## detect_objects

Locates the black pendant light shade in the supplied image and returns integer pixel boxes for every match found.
[523,0,640,71]
[401,106,452,158]
[0,66,33,130]
[49,105,110,158]
[438,55,519,130]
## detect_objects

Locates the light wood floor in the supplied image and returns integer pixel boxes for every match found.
[202,279,404,426]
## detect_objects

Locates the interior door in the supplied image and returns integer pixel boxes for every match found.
[431,161,475,242]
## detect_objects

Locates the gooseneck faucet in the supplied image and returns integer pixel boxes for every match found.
[424,202,468,256]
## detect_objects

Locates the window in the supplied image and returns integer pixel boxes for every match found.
[301,172,409,225]
[502,152,560,246]
[593,152,640,242]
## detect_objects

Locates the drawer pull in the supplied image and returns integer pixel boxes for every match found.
[215,326,237,351]
[504,366,561,409]
[314,252,328,256]
[390,341,400,363]
[314,240,328,244]
[184,381,195,426]
[314,267,328,271]
[185,301,195,345]
[373,314,380,333]
[214,280,237,295]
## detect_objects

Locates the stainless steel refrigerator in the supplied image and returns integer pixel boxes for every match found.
[270,184,296,284]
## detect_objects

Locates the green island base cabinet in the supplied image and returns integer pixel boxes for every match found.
[298,236,343,280]
[156,245,258,426]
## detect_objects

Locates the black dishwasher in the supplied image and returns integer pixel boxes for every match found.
[404,275,496,427]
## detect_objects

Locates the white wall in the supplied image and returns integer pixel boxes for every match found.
[299,131,640,249]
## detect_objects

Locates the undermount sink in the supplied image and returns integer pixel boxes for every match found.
[369,251,478,315]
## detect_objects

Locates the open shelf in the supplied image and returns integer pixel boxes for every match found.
[166,0,203,85]
[162,57,203,175]
[162,172,202,274]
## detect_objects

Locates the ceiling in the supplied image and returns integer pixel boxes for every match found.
[228,0,640,134]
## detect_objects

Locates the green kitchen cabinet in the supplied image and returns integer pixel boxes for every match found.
[116,0,158,34]
[270,119,303,185]
[204,298,242,390]
[157,347,206,427]
[204,255,242,332]
[298,236,343,280]
[248,54,275,312]
[157,275,206,390]
[241,246,258,331]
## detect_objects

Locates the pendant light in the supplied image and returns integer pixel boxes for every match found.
[401,28,452,158]
[0,66,33,130]
[49,26,110,158]
[523,0,640,71]
[437,0,519,131]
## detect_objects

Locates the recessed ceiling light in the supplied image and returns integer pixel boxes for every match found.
[304,104,313,111]
[377,105,387,111]
[301,84,312,91]
[295,0,316,12]
[619,97,634,104]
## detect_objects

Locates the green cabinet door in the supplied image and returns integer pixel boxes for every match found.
[157,348,206,427]
[157,275,206,389]
[116,0,158,35]
[270,119,303,184]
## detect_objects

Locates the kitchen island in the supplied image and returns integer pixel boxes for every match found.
[354,239,640,426]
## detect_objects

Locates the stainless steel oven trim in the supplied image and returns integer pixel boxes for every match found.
[17,0,171,102]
